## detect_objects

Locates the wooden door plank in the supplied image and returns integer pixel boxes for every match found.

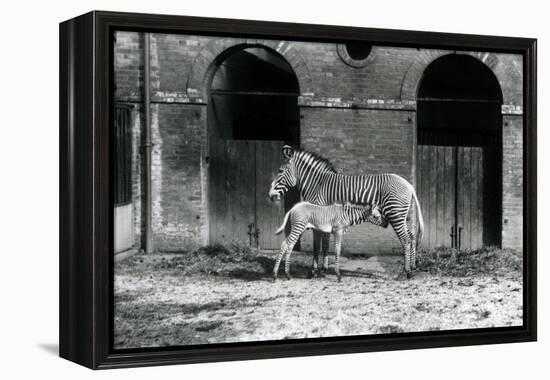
[470,147,478,249]
[210,139,256,245]
[429,145,437,247]
[472,147,478,248]
[418,144,438,248]
[219,139,232,244]
[417,143,459,249]
[473,147,484,248]
[435,146,445,246]
[445,146,456,248]
[255,141,284,250]
[227,141,256,245]
[416,145,430,247]
[209,137,222,244]
[424,145,434,247]
[466,147,473,249]
[456,147,464,249]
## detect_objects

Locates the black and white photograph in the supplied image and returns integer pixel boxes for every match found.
[112,30,525,349]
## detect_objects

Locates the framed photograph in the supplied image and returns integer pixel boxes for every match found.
[59,11,537,369]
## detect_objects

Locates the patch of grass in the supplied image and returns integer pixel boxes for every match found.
[119,242,263,276]
[417,246,522,277]
[195,242,258,262]
[172,242,260,275]
[118,243,319,280]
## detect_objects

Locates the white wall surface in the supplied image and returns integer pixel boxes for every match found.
[0,0,546,378]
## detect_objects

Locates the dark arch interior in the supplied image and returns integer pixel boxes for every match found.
[417,54,503,144]
[209,47,300,142]
[418,54,502,102]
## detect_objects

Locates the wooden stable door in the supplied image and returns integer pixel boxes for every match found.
[209,140,285,249]
[417,145,486,249]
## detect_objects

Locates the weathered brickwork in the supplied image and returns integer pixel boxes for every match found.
[502,115,523,250]
[150,104,208,251]
[114,31,524,254]
[129,104,144,243]
[114,32,144,100]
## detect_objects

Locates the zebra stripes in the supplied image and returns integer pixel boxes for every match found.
[269,146,424,278]
[272,202,378,281]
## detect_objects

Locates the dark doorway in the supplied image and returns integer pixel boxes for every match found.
[416,54,503,249]
[208,47,300,249]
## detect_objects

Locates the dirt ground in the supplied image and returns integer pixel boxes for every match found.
[114,250,523,349]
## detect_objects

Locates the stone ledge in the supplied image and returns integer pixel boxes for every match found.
[116,90,206,104]
[298,96,417,110]
[501,105,523,115]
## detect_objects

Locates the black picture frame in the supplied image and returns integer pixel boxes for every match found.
[59,10,537,369]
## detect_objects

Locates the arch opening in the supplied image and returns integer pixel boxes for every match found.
[416,54,503,249]
[207,46,301,249]
[209,46,300,142]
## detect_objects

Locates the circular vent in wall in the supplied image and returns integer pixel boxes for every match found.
[337,43,376,68]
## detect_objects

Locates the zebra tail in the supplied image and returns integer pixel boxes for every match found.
[275,210,292,235]
[411,189,424,251]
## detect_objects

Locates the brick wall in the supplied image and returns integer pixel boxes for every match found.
[149,104,208,251]
[290,43,418,99]
[114,32,144,100]
[502,115,523,250]
[114,31,524,254]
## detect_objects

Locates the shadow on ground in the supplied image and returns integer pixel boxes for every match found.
[223,253,400,281]
[225,255,314,280]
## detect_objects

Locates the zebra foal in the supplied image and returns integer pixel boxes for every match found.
[272,201,382,282]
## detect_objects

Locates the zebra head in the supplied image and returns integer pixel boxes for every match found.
[269,145,297,202]
[343,202,374,225]
[269,145,338,202]
[269,162,297,202]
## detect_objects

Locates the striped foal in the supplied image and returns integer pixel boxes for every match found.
[272,202,382,282]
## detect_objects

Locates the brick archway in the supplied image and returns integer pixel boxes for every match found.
[186,39,314,100]
[400,50,502,103]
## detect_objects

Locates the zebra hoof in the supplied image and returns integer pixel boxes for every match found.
[406,272,413,279]
[337,276,342,283]
[272,275,278,282]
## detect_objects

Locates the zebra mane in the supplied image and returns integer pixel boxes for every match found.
[293,149,337,173]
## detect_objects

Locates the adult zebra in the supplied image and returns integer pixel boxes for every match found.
[268,145,424,278]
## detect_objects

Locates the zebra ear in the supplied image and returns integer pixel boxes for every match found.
[281,145,294,160]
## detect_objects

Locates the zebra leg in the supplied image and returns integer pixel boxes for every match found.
[281,225,305,280]
[284,249,293,280]
[409,230,417,270]
[334,232,343,282]
[311,230,321,278]
[272,242,287,281]
[389,214,413,279]
[320,232,330,276]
